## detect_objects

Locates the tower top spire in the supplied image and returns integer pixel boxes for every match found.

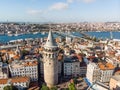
[44,30,57,48]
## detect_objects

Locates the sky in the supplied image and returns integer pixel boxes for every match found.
[0,0,120,23]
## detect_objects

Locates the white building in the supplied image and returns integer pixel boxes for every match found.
[86,63,100,83]
[66,36,72,44]
[98,62,114,83]
[0,76,30,90]
[86,62,114,84]
[9,59,38,81]
[64,56,80,77]
[0,62,9,79]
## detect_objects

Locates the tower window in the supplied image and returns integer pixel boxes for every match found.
[49,54,51,57]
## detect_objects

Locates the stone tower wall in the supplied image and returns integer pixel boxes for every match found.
[43,51,58,87]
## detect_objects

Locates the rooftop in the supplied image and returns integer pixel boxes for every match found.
[64,56,79,63]
[0,76,29,84]
[0,79,8,84]
[11,76,29,83]
[10,59,38,68]
[98,62,114,70]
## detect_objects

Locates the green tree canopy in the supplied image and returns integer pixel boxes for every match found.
[40,84,49,90]
[3,85,18,90]
[68,82,76,90]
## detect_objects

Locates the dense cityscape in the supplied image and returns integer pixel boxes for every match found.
[0,22,120,90]
[0,0,120,89]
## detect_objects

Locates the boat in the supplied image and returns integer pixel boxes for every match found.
[41,32,45,35]
[8,34,13,36]
[33,32,39,34]
[14,33,23,36]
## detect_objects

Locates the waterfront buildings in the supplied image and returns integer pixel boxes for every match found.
[0,22,120,36]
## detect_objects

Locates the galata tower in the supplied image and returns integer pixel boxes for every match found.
[43,30,59,87]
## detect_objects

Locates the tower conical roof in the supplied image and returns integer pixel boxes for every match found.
[44,30,57,47]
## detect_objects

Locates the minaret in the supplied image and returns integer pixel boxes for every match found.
[43,30,59,87]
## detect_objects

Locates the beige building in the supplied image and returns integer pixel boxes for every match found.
[109,75,120,90]
[9,59,38,81]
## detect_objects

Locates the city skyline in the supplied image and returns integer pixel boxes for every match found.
[0,0,120,23]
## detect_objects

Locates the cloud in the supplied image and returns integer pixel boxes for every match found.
[68,0,96,3]
[50,2,69,10]
[83,0,95,3]
[27,9,43,15]
[67,0,74,3]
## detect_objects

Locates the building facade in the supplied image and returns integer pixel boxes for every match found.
[9,59,38,81]
[98,62,114,83]
[64,56,80,77]
[86,63,101,83]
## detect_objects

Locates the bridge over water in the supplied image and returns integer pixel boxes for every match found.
[54,31,91,39]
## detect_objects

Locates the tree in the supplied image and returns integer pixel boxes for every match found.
[73,78,77,84]
[40,84,49,90]
[3,85,18,90]
[68,83,76,90]
[50,86,58,90]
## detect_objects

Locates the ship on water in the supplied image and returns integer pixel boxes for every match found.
[7,31,14,36]
[33,32,39,34]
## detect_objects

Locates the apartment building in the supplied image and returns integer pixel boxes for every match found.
[86,62,115,84]
[9,59,38,81]
[98,62,114,83]
[86,63,101,83]
[64,56,80,77]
